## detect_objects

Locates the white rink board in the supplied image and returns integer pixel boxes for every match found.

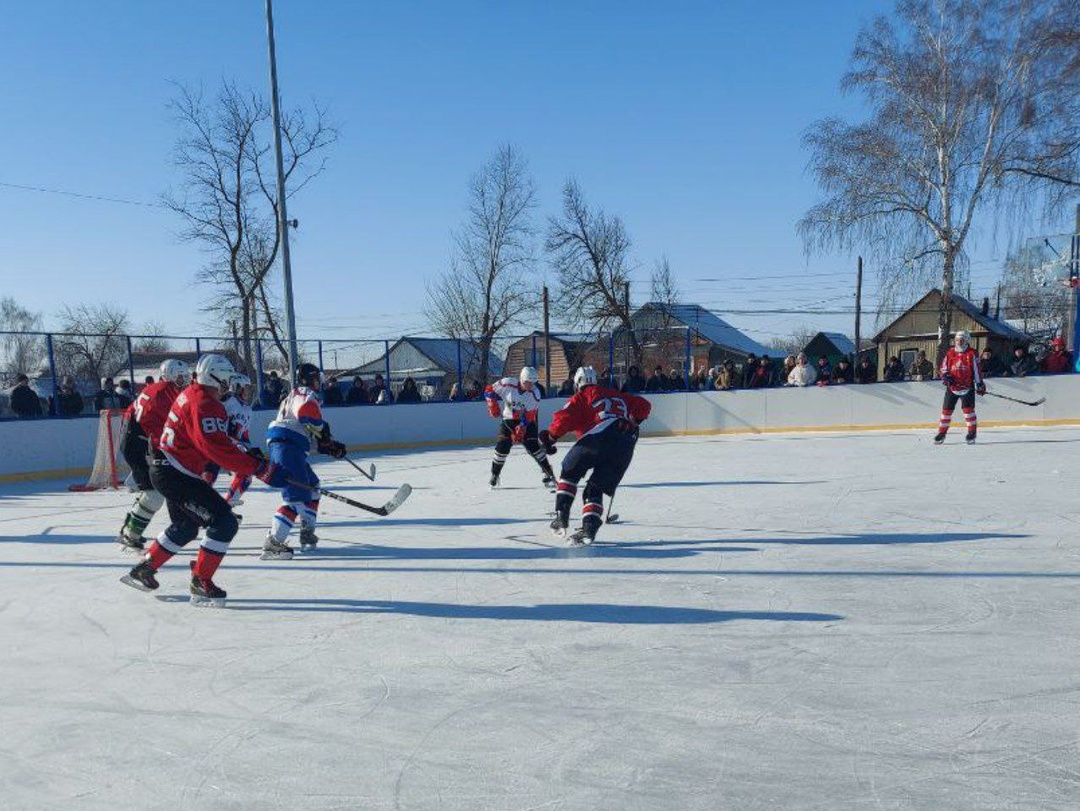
[1,426,1079,810]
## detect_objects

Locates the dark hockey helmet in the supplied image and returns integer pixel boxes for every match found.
[297,362,322,389]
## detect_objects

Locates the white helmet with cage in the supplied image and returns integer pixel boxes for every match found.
[159,359,190,387]
[195,354,236,396]
[573,366,598,391]
[519,366,539,387]
[229,373,252,402]
[954,330,970,347]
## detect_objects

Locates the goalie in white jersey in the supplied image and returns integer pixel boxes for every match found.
[484,366,556,490]
[262,363,346,558]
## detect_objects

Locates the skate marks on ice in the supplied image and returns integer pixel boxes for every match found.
[156,594,844,624]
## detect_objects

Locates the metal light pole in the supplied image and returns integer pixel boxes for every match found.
[265,0,300,383]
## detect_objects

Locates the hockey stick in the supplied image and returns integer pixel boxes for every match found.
[984,390,1046,407]
[606,491,619,524]
[343,456,376,481]
[285,477,412,516]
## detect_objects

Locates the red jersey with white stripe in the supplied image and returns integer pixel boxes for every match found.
[548,385,652,440]
[159,383,261,479]
[940,346,982,393]
[485,377,542,422]
[127,380,182,451]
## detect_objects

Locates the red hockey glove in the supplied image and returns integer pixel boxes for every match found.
[511,424,526,444]
[486,398,501,418]
[253,458,281,487]
[246,447,266,465]
[976,382,986,396]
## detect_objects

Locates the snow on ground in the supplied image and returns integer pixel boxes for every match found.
[1,426,1079,811]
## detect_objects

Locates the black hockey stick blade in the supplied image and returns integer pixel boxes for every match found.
[606,513,620,524]
[344,456,377,481]
[286,478,411,516]
[984,390,1046,407]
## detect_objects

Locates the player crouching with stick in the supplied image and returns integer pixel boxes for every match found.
[485,366,557,490]
[540,366,651,545]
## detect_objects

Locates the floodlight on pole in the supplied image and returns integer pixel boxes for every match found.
[265,0,300,384]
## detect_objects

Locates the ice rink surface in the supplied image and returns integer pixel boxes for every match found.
[2,426,1079,810]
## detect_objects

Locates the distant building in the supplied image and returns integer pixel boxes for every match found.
[354,337,504,400]
[503,332,595,391]
[802,332,855,367]
[872,289,1030,377]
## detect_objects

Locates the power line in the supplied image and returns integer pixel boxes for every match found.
[0,180,165,209]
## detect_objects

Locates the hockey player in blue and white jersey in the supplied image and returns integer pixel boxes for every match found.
[262,363,346,558]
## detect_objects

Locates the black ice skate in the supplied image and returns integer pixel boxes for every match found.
[567,527,596,546]
[933,431,947,445]
[966,429,977,445]
[549,512,569,538]
[541,473,556,492]
[117,531,146,553]
[120,560,159,592]
[299,527,319,553]
[190,573,227,608]
[489,472,500,489]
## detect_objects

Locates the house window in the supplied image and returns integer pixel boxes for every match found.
[899,349,917,370]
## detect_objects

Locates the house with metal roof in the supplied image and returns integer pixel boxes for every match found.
[353,337,504,400]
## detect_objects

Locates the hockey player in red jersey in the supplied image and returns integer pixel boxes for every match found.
[484,366,557,490]
[935,330,985,445]
[202,373,255,507]
[116,359,190,551]
[121,354,279,605]
[540,366,651,545]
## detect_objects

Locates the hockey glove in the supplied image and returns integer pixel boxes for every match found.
[941,372,956,386]
[253,458,282,487]
[538,429,558,455]
[486,397,501,418]
[976,382,986,396]
[319,438,347,459]
[246,447,267,464]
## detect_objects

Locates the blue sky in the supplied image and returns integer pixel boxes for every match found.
[0,0,1045,346]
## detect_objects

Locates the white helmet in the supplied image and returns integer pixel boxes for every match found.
[229,373,252,400]
[573,366,598,391]
[159,359,190,387]
[519,366,539,386]
[954,330,970,346]
[194,354,236,394]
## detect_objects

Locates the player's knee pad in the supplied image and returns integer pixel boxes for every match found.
[207,509,240,543]
[495,437,513,455]
[162,520,199,550]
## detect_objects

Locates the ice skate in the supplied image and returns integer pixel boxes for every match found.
[261,533,294,560]
[567,527,595,546]
[966,429,977,445]
[489,472,500,490]
[549,512,569,538]
[190,566,227,608]
[117,531,146,553]
[299,527,319,553]
[120,560,159,592]
[933,431,946,445]
[541,473,556,492]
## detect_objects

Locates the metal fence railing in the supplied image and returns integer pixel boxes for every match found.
[0,326,1064,419]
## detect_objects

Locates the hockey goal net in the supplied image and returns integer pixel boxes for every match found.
[69,408,131,491]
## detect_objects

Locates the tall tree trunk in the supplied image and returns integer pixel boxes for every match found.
[937,249,957,364]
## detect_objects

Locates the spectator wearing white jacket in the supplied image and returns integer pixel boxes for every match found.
[787,353,818,387]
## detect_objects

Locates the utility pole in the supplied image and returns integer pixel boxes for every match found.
[265,0,299,384]
[1072,204,1080,360]
[854,256,863,363]
[542,286,551,391]
[623,280,631,372]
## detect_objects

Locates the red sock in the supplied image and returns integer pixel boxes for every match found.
[192,547,225,580]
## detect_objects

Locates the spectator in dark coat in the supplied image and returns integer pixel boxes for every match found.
[750,356,775,388]
[345,376,369,405]
[322,376,344,406]
[778,356,797,385]
[979,348,1006,378]
[645,366,670,393]
[370,374,394,404]
[741,354,759,388]
[557,378,574,396]
[396,377,422,403]
[883,356,905,382]
[855,357,877,384]
[11,374,43,418]
[1008,346,1035,378]
[832,358,854,384]
[467,380,483,400]
[815,355,833,386]
[908,351,934,381]
[621,366,646,393]
[54,375,84,416]
[94,377,127,411]
[115,379,135,407]
[261,371,285,408]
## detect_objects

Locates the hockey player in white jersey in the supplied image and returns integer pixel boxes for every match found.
[484,366,556,490]
[262,363,346,558]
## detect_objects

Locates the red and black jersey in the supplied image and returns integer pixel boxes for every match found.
[159,383,261,479]
[127,380,182,451]
[548,385,652,441]
[940,347,982,393]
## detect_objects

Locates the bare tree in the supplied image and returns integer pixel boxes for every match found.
[164,81,336,371]
[53,304,131,384]
[767,325,819,358]
[426,145,539,380]
[132,322,170,355]
[546,180,641,364]
[1000,243,1071,336]
[800,0,1080,361]
[0,298,44,383]
[646,256,685,368]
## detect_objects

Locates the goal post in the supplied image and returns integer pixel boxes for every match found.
[68,409,131,492]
